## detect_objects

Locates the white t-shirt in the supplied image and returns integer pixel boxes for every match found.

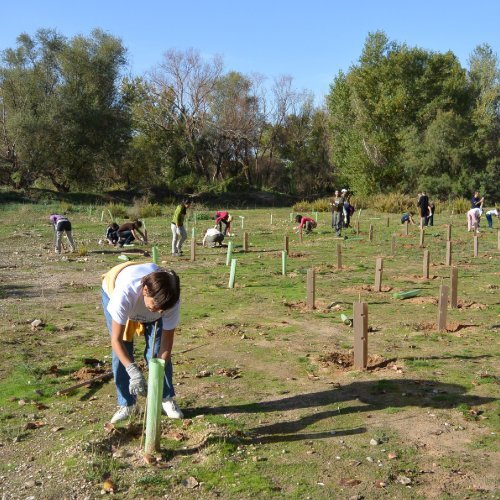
[203,227,223,244]
[103,263,180,329]
[486,209,498,216]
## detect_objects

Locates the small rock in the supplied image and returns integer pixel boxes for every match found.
[182,476,199,489]
[366,456,374,463]
[387,452,398,460]
[370,438,379,446]
[24,480,36,488]
[397,475,412,485]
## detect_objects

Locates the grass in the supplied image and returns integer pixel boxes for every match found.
[0,203,498,497]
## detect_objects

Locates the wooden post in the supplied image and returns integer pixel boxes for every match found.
[450,266,458,308]
[306,269,315,310]
[281,251,287,276]
[437,284,449,331]
[473,236,478,257]
[386,217,390,227]
[353,302,368,369]
[446,224,452,241]
[190,238,196,262]
[446,241,452,266]
[337,242,342,269]
[284,235,289,254]
[299,227,303,243]
[423,249,430,279]
[369,224,374,242]
[391,234,396,256]
[404,222,409,235]
[225,241,233,266]
[419,228,425,248]
[191,227,195,239]
[228,259,237,288]
[374,257,383,292]
[243,231,249,252]
[355,221,360,234]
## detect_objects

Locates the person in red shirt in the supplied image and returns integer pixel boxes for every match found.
[295,214,317,233]
[215,211,233,235]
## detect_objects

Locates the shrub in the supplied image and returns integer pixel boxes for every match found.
[310,198,331,212]
[129,199,163,219]
[445,198,470,214]
[58,201,73,214]
[103,203,128,220]
[292,200,312,212]
[366,193,416,213]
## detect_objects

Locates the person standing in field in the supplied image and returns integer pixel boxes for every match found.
[101,262,184,423]
[427,201,436,227]
[50,213,76,254]
[171,199,191,256]
[471,191,484,209]
[417,191,429,227]
[330,190,344,237]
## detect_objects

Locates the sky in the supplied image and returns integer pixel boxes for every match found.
[1,0,498,104]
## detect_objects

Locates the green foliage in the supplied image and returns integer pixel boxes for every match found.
[445,197,471,214]
[103,203,128,220]
[365,193,416,213]
[292,200,312,212]
[128,199,163,219]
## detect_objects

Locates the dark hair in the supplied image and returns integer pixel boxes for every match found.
[133,220,143,228]
[182,198,192,205]
[141,269,180,311]
[110,223,119,230]
[295,214,302,223]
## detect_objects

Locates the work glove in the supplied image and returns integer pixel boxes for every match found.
[126,363,147,396]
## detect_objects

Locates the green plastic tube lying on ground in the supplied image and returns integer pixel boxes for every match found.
[392,289,422,299]
[340,314,353,326]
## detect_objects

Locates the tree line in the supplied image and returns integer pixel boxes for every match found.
[0,29,498,200]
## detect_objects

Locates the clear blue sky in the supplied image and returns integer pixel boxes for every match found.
[1,0,498,104]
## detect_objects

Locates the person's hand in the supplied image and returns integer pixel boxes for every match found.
[126,363,147,396]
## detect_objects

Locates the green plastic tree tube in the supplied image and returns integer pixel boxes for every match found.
[392,289,422,300]
[191,227,195,239]
[144,358,165,454]
[228,258,237,288]
[226,241,233,266]
[152,246,159,265]
[289,213,293,222]
[282,250,287,276]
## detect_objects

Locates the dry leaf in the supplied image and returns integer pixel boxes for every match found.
[51,426,64,432]
[340,478,361,486]
[143,453,156,465]
[25,421,45,430]
[388,452,398,460]
[104,422,117,434]
[102,479,116,492]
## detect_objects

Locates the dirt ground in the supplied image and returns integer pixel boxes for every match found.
[0,207,498,499]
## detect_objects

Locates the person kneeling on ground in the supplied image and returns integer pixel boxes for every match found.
[106,223,120,246]
[203,227,225,248]
[215,211,233,236]
[117,220,147,248]
[295,214,317,234]
[401,212,416,225]
[102,262,183,423]
[485,208,499,228]
[50,213,76,254]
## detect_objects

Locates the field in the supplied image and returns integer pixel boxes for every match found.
[0,204,498,499]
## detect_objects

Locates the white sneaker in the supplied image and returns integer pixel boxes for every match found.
[162,397,184,419]
[110,404,138,423]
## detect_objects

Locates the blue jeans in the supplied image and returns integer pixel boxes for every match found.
[101,289,175,406]
[486,213,493,228]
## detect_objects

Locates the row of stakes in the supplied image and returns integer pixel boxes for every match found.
[144,220,495,453]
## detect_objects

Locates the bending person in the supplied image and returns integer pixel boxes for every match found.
[50,213,75,254]
[295,214,317,234]
[101,262,183,423]
[117,220,147,248]
[215,211,233,235]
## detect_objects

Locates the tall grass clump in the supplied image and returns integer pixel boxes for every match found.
[366,193,416,213]
[445,198,470,214]
[129,199,163,219]
[292,200,312,212]
[310,198,331,212]
[103,203,128,220]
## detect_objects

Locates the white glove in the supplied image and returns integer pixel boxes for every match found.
[176,226,182,236]
[126,363,147,396]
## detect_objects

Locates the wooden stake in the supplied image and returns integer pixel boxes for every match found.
[419,228,425,248]
[369,224,374,242]
[299,227,303,243]
[391,234,396,256]
[284,235,289,254]
[337,242,342,269]
[446,241,452,266]
[446,224,452,241]
[450,266,458,308]
[386,217,390,227]
[306,269,315,310]
[243,231,249,252]
[437,284,449,331]
[374,257,383,292]
[473,235,478,257]
[190,238,196,262]
[355,221,360,234]
[353,302,368,369]
[404,222,409,235]
[423,249,430,279]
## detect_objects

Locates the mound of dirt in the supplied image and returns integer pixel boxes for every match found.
[405,297,438,305]
[319,350,398,371]
[457,300,487,310]
[411,321,476,333]
[71,367,106,381]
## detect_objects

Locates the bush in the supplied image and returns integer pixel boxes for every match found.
[365,193,416,213]
[103,203,128,220]
[310,198,331,212]
[129,199,163,219]
[292,200,312,212]
[444,198,470,214]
